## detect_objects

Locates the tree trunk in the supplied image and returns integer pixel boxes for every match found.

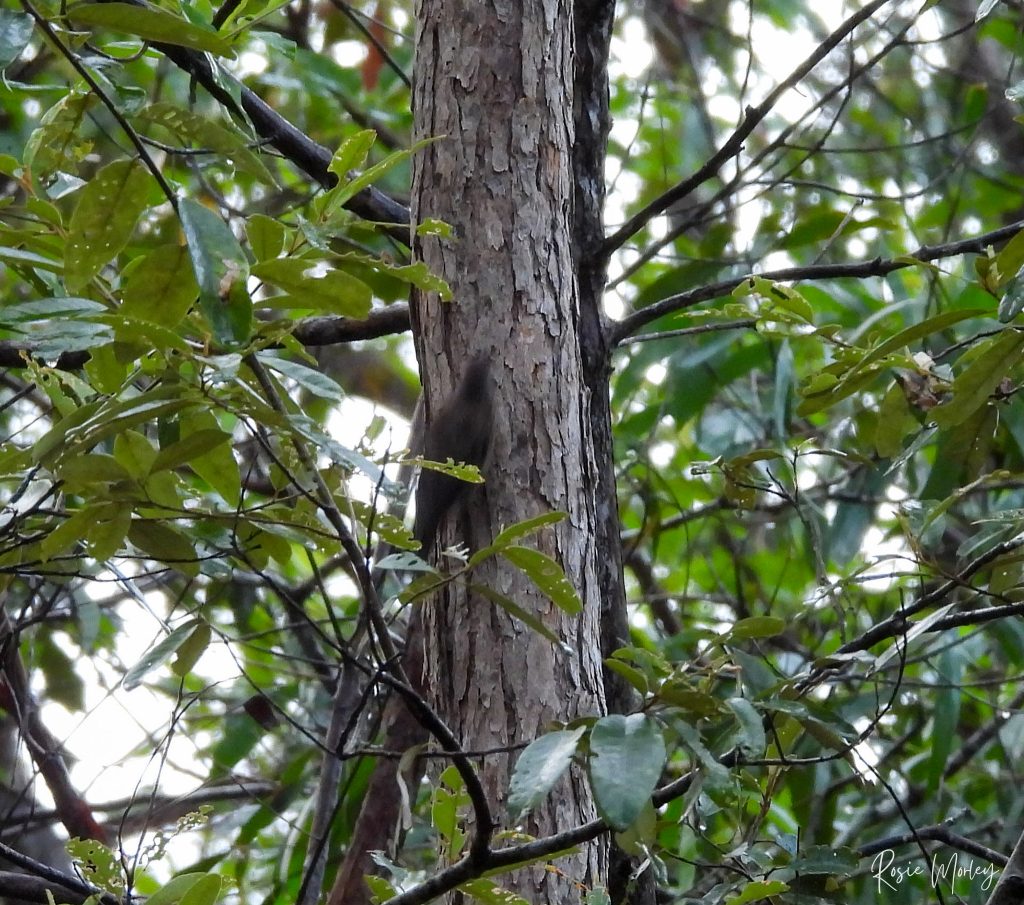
[410,0,608,899]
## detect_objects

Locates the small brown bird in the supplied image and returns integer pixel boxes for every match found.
[413,355,493,551]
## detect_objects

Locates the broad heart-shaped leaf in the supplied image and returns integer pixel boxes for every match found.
[501,545,583,615]
[67,3,233,56]
[179,198,252,345]
[64,159,152,292]
[588,714,666,831]
[507,727,585,821]
[123,619,201,690]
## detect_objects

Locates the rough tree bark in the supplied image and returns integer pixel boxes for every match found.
[410,0,609,899]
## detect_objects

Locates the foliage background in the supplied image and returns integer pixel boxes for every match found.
[1,0,1024,903]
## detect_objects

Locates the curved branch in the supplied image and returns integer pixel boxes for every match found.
[611,214,1024,345]
[600,0,893,258]
[95,0,411,238]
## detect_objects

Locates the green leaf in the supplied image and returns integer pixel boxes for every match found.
[457,879,530,905]
[260,353,345,402]
[114,428,157,478]
[179,198,252,345]
[128,520,198,573]
[184,414,242,506]
[875,380,917,458]
[123,619,201,690]
[721,616,785,641]
[64,159,152,292]
[247,214,286,261]
[38,632,85,711]
[67,3,233,56]
[172,621,211,678]
[999,266,1024,322]
[322,136,431,215]
[121,244,199,327]
[588,714,666,831]
[152,429,231,474]
[146,874,218,905]
[507,727,585,821]
[88,504,132,561]
[67,839,124,893]
[501,545,582,615]
[468,512,567,566]
[470,583,567,648]
[0,10,33,69]
[724,880,790,905]
[56,453,131,488]
[251,257,372,318]
[335,251,452,298]
[932,329,1024,428]
[798,308,986,417]
[926,647,963,791]
[23,91,94,178]
[178,873,222,905]
[38,507,93,561]
[137,103,274,183]
[327,129,376,180]
[726,697,766,758]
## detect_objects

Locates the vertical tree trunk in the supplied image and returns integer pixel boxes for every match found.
[410,0,608,899]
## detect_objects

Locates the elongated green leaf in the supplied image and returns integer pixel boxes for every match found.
[0,246,62,272]
[56,453,131,488]
[65,159,152,291]
[260,353,344,402]
[123,619,200,690]
[507,727,585,821]
[457,880,530,905]
[327,129,376,180]
[172,622,211,678]
[67,3,232,56]
[722,616,785,641]
[932,329,1024,428]
[799,308,987,416]
[251,257,371,318]
[0,10,33,69]
[502,545,582,615]
[185,419,241,506]
[23,91,94,178]
[588,714,666,831]
[247,214,286,261]
[926,647,963,791]
[727,697,766,758]
[137,104,273,183]
[152,429,231,473]
[128,520,198,573]
[146,874,216,905]
[726,881,791,904]
[121,244,198,327]
[470,583,567,648]
[468,511,567,567]
[179,198,252,345]
[178,873,221,905]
